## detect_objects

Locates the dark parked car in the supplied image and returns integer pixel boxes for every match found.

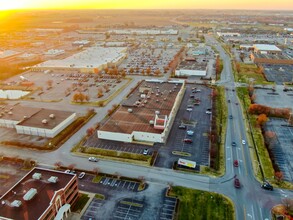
[232,142,236,147]
[233,160,239,167]
[234,178,241,188]
[261,181,273,191]
[183,139,193,144]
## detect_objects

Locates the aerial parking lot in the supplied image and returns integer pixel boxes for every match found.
[264,118,293,181]
[155,84,212,168]
[4,71,130,113]
[78,173,177,220]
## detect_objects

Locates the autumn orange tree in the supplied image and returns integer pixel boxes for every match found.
[257,114,268,126]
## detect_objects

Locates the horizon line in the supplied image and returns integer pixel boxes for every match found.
[2,8,293,11]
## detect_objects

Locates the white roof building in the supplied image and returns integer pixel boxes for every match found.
[34,47,127,73]
[253,44,282,54]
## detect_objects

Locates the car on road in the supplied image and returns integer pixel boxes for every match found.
[183,138,193,144]
[64,170,71,174]
[88,157,98,162]
[229,115,233,119]
[242,140,246,145]
[206,111,212,115]
[261,181,273,191]
[143,149,149,155]
[186,130,194,136]
[232,142,236,147]
[186,108,193,112]
[78,172,85,179]
[178,125,187,129]
[233,160,239,167]
[235,102,239,105]
[228,99,231,103]
[234,178,241,188]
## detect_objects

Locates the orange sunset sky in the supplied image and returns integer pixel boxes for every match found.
[0,0,292,10]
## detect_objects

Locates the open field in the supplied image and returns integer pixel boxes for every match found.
[168,186,234,220]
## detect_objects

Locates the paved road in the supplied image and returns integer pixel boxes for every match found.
[0,35,292,220]
[206,34,293,220]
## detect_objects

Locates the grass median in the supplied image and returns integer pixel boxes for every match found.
[168,186,234,220]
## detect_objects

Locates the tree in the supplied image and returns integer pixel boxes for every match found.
[68,164,76,171]
[177,37,182,42]
[54,161,63,170]
[264,131,276,148]
[92,167,101,176]
[146,68,151,75]
[46,80,53,88]
[235,62,241,73]
[274,171,283,184]
[282,198,293,216]
[86,127,95,136]
[129,67,134,74]
[72,93,80,102]
[257,114,268,126]
[154,69,161,76]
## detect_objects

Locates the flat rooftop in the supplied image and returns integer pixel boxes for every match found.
[253,44,282,51]
[0,104,41,121]
[17,108,75,129]
[253,53,292,60]
[35,46,127,69]
[0,167,75,220]
[177,60,207,70]
[100,80,183,134]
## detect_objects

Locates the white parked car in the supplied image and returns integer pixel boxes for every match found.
[78,172,85,179]
[143,149,149,155]
[206,111,212,115]
[186,130,194,136]
[242,140,246,145]
[186,108,193,112]
[88,157,98,162]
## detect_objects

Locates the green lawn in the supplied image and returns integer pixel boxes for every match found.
[169,186,234,220]
[235,63,274,85]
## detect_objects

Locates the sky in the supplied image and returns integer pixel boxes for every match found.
[0,0,292,10]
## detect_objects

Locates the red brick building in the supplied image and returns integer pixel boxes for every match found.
[0,167,79,220]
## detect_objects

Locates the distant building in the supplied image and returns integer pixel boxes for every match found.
[175,59,207,77]
[253,44,282,55]
[0,50,23,63]
[216,32,241,37]
[98,79,185,144]
[44,49,65,57]
[0,167,79,220]
[0,104,76,138]
[34,46,127,73]
[72,40,90,47]
[250,53,293,65]
[109,29,178,35]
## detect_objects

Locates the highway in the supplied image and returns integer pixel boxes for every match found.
[0,36,292,220]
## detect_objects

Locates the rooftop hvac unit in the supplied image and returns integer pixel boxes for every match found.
[156,99,159,103]
[48,176,58,183]
[11,200,22,207]
[23,116,27,119]
[32,173,42,180]
[49,114,55,119]
[128,108,133,113]
[155,110,160,115]
[23,188,37,201]
[8,111,12,115]
[149,120,154,125]
[42,119,48,124]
